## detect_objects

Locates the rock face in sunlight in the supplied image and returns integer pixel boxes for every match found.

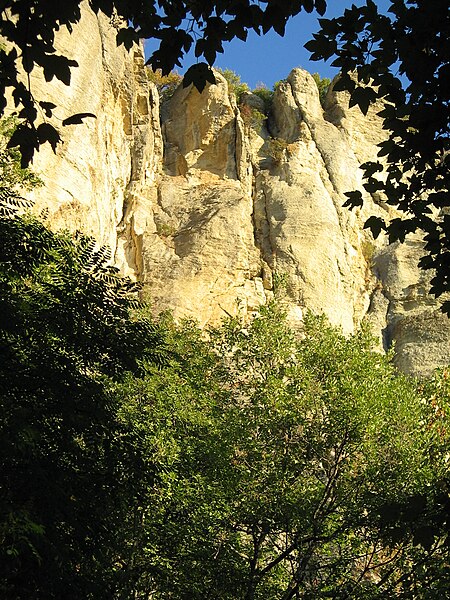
[24,3,162,278]
[25,4,450,376]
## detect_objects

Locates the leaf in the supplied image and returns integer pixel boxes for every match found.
[304,35,337,61]
[7,123,39,167]
[62,113,97,126]
[387,217,418,244]
[262,6,286,36]
[343,190,363,209]
[315,0,327,17]
[183,63,216,93]
[37,123,61,152]
[377,139,395,158]
[39,101,57,117]
[361,161,383,177]
[349,86,378,115]
[441,300,450,316]
[413,525,438,550]
[403,494,427,520]
[18,104,38,122]
[39,54,79,85]
[378,502,401,525]
[332,73,355,92]
[364,215,385,238]
[116,27,140,51]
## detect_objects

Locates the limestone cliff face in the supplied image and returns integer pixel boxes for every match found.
[21,4,450,376]
[23,3,161,278]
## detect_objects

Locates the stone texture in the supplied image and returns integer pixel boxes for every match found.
[18,6,450,375]
[21,2,162,278]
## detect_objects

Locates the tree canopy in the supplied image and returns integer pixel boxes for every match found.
[107,303,450,598]
[0,208,170,596]
[0,116,448,593]
[0,129,168,596]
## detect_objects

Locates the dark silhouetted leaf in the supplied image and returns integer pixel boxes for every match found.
[37,123,61,152]
[349,86,377,115]
[7,124,39,167]
[62,113,97,126]
[364,215,385,238]
[39,101,57,117]
[413,526,438,550]
[116,27,140,50]
[183,63,216,93]
[343,190,363,209]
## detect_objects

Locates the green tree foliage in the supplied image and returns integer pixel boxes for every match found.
[267,137,289,163]
[0,118,40,216]
[239,104,266,131]
[146,68,183,104]
[115,304,450,599]
[0,134,166,596]
[306,0,450,312]
[0,211,167,598]
[311,72,331,106]
[216,67,250,101]
[252,84,275,113]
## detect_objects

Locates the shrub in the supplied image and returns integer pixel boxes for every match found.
[312,72,331,106]
[215,68,250,102]
[252,83,274,113]
[266,136,289,163]
[146,68,182,103]
[239,103,266,131]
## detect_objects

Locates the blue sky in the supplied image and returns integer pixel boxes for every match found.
[145,1,391,90]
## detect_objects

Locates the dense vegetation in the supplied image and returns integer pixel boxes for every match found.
[1,1,449,597]
[1,130,449,595]
[1,209,449,597]
[115,307,450,599]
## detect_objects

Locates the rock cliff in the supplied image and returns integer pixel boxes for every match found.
[19,3,450,376]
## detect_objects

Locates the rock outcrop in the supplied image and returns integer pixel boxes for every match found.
[22,2,162,278]
[17,2,450,376]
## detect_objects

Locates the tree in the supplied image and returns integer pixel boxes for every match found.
[116,304,450,599]
[0,0,326,163]
[146,68,183,103]
[306,0,450,312]
[311,72,330,106]
[0,134,167,596]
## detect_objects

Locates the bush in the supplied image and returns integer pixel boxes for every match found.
[252,83,274,113]
[312,72,331,106]
[266,136,289,163]
[146,68,182,103]
[239,103,266,131]
[216,67,250,102]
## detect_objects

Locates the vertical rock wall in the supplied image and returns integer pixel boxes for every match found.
[19,3,450,376]
[140,68,450,375]
[22,2,162,278]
